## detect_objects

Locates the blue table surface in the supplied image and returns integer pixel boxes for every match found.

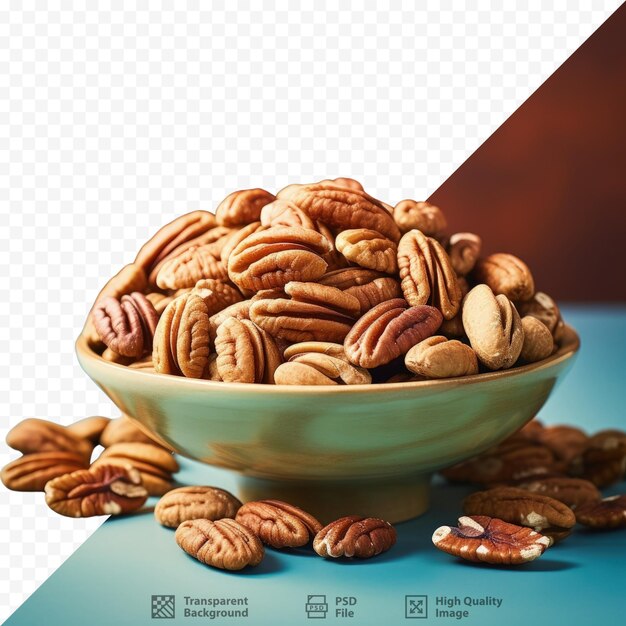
[5,306,626,626]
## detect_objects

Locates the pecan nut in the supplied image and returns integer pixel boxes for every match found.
[92,292,159,358]
[278,183,401,242]
[236,499,322,548]
[516,477,600,510]
[519,316,554,362]
[155,244,228,290]
[1,451,89,492]
[227,226,332,292]
[462,284,524,370]
[155,486,243,528]
[313,516,397,558]
[153,293,211,379]
[215,317,282,383]
[392,200,447,237]
[432,515,550,564]
[45,464,148,517]
[100,416,166,448]
[344,299,442,368]
[397,229,461,319]
[67,416,111,445]
[6,418,93,460]
[536,425,588,463]
[447,232,481,276]
[462,487,576,536]
[473,253,535,302]
[219,222,266,265]
[215,188,276,226]
[568,430,626,487]
[575,495,626,529]
[405,336,479,379]
[190,278,244,316]
[175,518,264,570]
[335,229,398,274]
[93,442,179,496]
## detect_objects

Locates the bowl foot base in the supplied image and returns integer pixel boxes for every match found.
[237,474,431,524]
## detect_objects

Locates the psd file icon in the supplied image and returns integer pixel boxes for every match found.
[306,595,328,618]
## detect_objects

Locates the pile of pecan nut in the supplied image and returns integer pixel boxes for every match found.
[433,419,626,564]
[84,178,564,384]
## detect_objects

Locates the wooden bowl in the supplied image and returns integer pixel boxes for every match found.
[76,325,579,523]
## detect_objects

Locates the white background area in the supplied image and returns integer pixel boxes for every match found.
[0,1,620,621]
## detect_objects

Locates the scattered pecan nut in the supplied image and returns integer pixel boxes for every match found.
[175,518,264,570]
[536,425,588,463]
[227,226,332,292]
[516,477,601,510]
[92,292,159,358]
[215,188,276,227]
[568,430,626,487]
[100,416,165,448]
[6,418,93,460]
[45,464,148,517]
[344,298,442,368]
[432,515,550,564]
[473,253,535,302]
[397,229,461,319]
[1,451,89,492]
[236,499,322,548]
[405,336,479,378]
[335,229,398,274]
[155,486,243,528]
[215,317,282,384]
[575,495,626,529]
[462,487,576,536]
[313,516,397,559]
[447,232,481,276]
[462,284,524,370]
[66,416,111,445]
[392,200,447,237]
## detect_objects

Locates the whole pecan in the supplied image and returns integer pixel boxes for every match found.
[575,495,626,529]
[6,418,93,460]
[45,464,148,517]
[236,499,322,548]
[191,278,244,316]
[227,226,332,292]
[153,293,211,379]
[432,515,550,565]
[67,416,111,445]
[335,229,398,274]
[516,477,600,510]
[215,317,282,384]
[462,284,524,370]
[473,253,535,302]
[447,232,482,276]
[319,268,401,314]
[175,518,264,570]
[462,487,575,536]
[405,336,479,379]
[520,316,554,362]
[155,486,242,528]
[392,200,447,237]
[275,351,372,385]
[442,440,556,485]
[215,188,276,227]
[2,451,89,492]
[93,442,179,496]
[250,284,358,344]
[344,299,443,368]
[100,416,166,448]
[155,244,228,290]
[134,210,217,274]
[93,292,159,358]
[517,291,562,338]
[278,183,401,242]
[397,229,461,319]
[313,516,397,558]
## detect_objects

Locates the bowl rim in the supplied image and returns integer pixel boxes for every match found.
[76,323,580,396]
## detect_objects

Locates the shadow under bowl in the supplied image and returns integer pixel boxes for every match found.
[76,325,579,523]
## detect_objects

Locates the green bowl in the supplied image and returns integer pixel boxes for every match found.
[76,325,579,523]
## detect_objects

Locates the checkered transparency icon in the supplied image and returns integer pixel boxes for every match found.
[0,1,620,623]
[151,595,176,619]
